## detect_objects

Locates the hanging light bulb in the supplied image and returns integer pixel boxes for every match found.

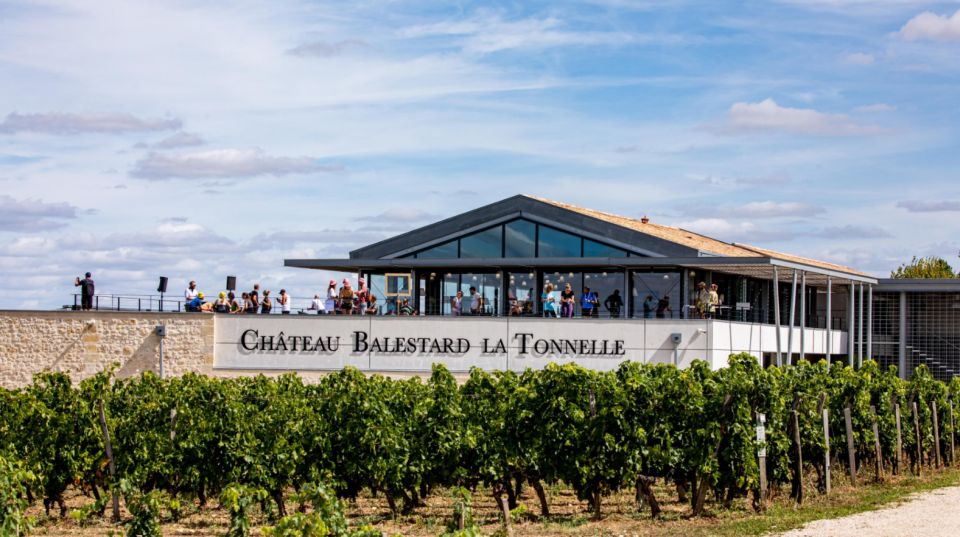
[602,271,608,277]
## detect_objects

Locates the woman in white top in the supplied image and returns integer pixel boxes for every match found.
[450,290,463,316]
[325,279,338,314]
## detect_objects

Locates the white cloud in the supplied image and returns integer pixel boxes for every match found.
[843,52,875,65]
[355,208,440,224]
[287,39,368,57]
[853,103,896,113]
[681,199,824,218]
[673,217,796,242]
[724,98,882,136]
[0,112,181,135]
[151,131,206,149]
[896,200,960,212]
[809,225,891,239]
[398,13,648,54]
[899,9,960,42]
[0,195,79,232]
[129,148,340,180]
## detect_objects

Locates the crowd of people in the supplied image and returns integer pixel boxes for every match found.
[72,272,721,319]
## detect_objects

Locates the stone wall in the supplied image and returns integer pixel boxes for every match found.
[0,310,214,389]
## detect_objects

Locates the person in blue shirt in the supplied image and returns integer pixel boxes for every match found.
[581,286,599,317]
[186,292,205,312]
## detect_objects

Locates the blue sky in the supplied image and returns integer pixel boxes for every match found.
[1,0,959,309]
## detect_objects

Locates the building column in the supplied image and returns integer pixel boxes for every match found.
[858,282,864,368]
[847,283,856,367]
[867,284,873,362]
[773,266,782,367]
[825,276,832,368]
[800,271,807,362]
[898,291,907,379]
[623,269,630,319]
[787,269,797,365]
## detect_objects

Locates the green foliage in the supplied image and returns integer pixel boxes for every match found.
[220,483,267,537]
[120,479,162,537]
[262,483,380,537]
[0,450,36,536]
[1,356,959,531]
[891,256,956,279]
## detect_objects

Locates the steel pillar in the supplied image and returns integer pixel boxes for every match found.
[787,270,797,365]
[826,276,832,368]
[867,284,873,362]
[858,283,864,368]
[848,283,855,367]
[800,271,807,362]
[773,266,782,367]
[898,291,907,379]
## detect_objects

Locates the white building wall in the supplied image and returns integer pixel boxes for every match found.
[214,316,847,374]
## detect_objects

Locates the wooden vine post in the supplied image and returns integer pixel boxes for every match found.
[97,397,121,522]
[756,412,768,511]
[818,394,831,495]
[894,400,903,475]
[931,400,942,468]
[950,397,956,466]
[912,400,922,476]
[844,404,857,486]
[790,396,803,505]
[870,405,884,482]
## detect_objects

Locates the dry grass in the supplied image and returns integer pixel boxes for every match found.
[24,464,960,537]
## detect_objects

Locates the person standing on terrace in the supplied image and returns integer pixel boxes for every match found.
[605,289,623,318]
[581,286,598,318]
[542,284,558,318]
[261,290,273,314]
[325,280,337,314]
[338,280,355,315]
[695,281,710,319]
[451,290,463,316]
[560,283,575,318]
[278,289,291,315]
[74,272,95,310]
[250,283,260,314]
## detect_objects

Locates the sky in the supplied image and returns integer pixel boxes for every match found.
[1,0,959,310]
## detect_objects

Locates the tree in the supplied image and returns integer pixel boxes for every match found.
[891,256,956,279]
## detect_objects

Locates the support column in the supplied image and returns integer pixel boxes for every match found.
[773,266,782,367]
[800,271,807,362]
[867,284,873,362]
[826,277,832,368]
[858,283,864,368]
[623,269,630,319]
[787,270,797,366]
[898,291,907,380]
[848,283,855,367]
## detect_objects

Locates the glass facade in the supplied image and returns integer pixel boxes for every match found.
[407,219,633,260]
[504,220,536,258]
[507,271,537,316]
[460,226,502,258]
[633,271,682,319]
[537,226,581,258]
[583,271,624,318]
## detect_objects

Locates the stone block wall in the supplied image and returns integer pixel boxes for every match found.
[0,310,214,389]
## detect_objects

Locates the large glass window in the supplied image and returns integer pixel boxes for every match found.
[538,226,581,257]
[416,240,458,259]
[584,239,627,258]
[460,273,501,315]
[584,271,624,318]
[504,220,536,258]
[633,271,681,319]
[459,226,503,258]
[507,271,537,316]
[543,271,583,317]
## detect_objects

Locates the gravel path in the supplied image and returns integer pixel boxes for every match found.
[777,485,960,537]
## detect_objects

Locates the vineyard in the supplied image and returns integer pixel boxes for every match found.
[2,355,960,537]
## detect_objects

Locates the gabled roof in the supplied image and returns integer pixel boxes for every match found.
[529,196,868,276]
[339,194,868,278]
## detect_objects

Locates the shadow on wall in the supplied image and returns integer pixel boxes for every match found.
[117,332,161,378]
